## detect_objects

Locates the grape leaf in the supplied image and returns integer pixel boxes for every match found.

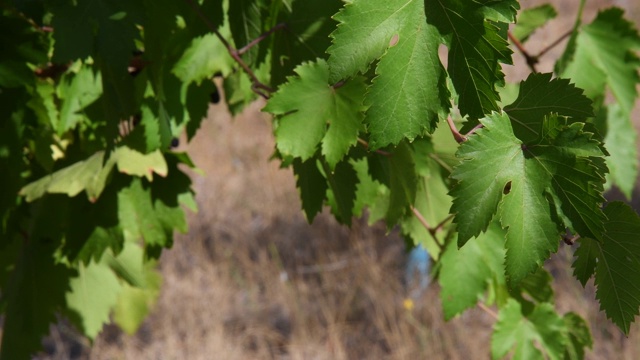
[269,0,342,87]
[108,241,161,334]
[327,0,450,148]
[19,151,116,203]
[325,159,358,225]
[562,8,640,116]
[572,237,598,287]
[439,223,505,320]
[65,258,123,339]
[0,241,74,360]
[573,202,640,335]
[228,0,265,65]
[117,178,170,247]
[264,60,366,169]
[504,73,593,144]
[603,103,638,199]
[563,312,593,360]
[492,299,566,360]
[293,157,327,222]
[450,112,607,284]
[401,139,452,260]
[19,146,168,203]
[173,33,235,84]
[185,80,217,141]
[352,158,389,224]
[426,0,517,120]
[121,102,162,153]
[512,4,557,43]
[56,65,102,135]
[386,141,418,228]
[64,185,124,264]
[117,156,193,249]
[116,148,168,180]
[559,8,640,196]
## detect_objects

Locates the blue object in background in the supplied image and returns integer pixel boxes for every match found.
[405,244,431,299]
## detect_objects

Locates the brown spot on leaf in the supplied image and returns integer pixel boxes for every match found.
[389,34,399,47]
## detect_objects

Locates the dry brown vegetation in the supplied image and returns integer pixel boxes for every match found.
[37,1,640,359]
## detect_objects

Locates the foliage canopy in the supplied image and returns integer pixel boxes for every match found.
[1,0,639,359]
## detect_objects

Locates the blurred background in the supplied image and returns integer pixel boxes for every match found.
[40,1,640,359]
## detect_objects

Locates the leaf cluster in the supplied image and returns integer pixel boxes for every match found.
[1,0,639,359]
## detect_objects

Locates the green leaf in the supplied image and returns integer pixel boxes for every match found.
[50,0,94,62]
[401,139,452,259]
[264,60,366,169]
[19,146,168,203]
[386,141,417,228]
[56,64,103,135]
[64,186,124,264]
[573,202,640,335]
[185,80,217,141]
[325,159,358,225]
[327,0,450,148]
[572,237,598,287]
[439,223,505,320]
[116,148,168,180]
[352,158,389,224]
[512,4,557,43]
[504,73,593,144]
[228,0,266,65]
[450,112,606,284]
[269,0,342,87]
[562,312,593,360]
[118,178,169,246]
[109,241,161,334]
[117,157,192,249]
[426,0,517,119]
[514,267,554,304]
[603,103,638,199]
[173,33,235,84]
[292,157,327,222]
[65,258,123,339]
[561,8,640,116]
[19,151,116,203]
[121,102,162,153]
[492,299,566,360]
[0,241,74,360]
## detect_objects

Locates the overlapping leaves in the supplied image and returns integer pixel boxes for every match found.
[573,202,640,335]
[327,0,450,148]
[450,109,607,284]
[264,60,366,169]
[426,0,518,120]
[561,8,640,198]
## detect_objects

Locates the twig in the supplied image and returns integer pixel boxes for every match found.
[433,214,454,234]
[562,229,581,246]
[536,29,573,58]
[238,23,287,55]
[411,206,433,234]
[357,138,393,157]
[465,123,484,138]
[410,206,446,252]
[183,0,274,98]
[478,302,499,320]
[508,32,538,73]
[446,117,467,143]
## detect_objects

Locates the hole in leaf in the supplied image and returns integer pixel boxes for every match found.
[210,87,221,104]
[503,181,512,195]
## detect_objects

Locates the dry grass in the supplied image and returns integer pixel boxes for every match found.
[36,1,640,359]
